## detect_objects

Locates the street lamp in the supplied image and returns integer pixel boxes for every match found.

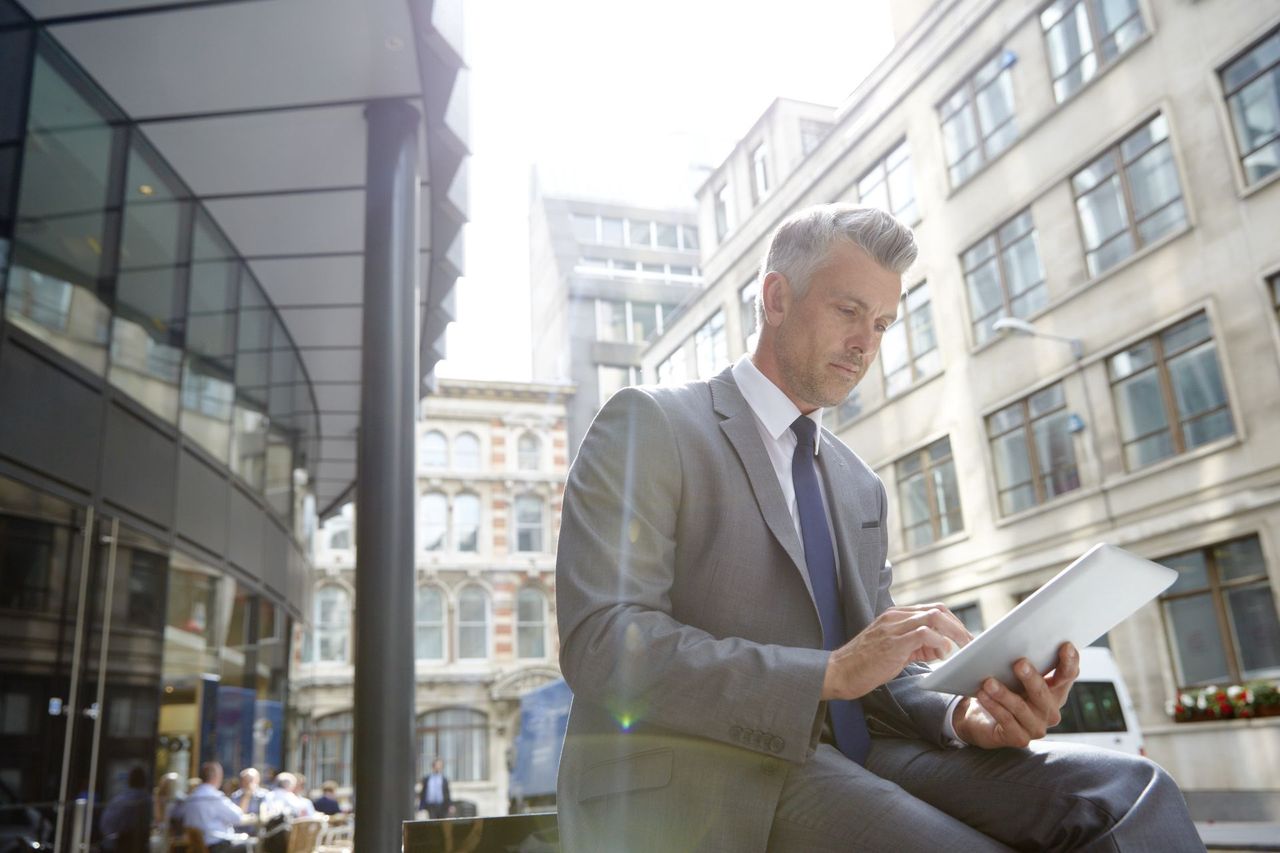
[991,316,1114,526]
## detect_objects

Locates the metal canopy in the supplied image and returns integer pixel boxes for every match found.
[18,0,469,517]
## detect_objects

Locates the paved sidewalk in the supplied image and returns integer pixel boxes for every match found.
[1197,821,1280,851]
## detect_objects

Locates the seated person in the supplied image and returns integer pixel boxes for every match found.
[311,782,342,817]
[182,762,249,853]
[267,772,315,818]
[228,767,269,817]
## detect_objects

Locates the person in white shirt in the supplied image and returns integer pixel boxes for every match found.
[182,762,248,852]
[267,772,315,818]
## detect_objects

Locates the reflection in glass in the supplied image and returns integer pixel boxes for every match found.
[8,40,116,374]
[158,552,220,785]
[181,212,238,461]
[233,278,270,490]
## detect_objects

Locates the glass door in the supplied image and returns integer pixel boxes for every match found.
[0,475,167,852]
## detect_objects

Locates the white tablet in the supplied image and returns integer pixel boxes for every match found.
[918,543,1177,697]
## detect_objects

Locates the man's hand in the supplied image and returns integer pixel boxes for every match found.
[822,604,972,700]
[953,642,1080,749]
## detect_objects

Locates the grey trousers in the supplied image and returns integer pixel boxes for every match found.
[766,738,1205,852]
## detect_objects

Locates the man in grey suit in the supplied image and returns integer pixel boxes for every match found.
[555,203,1201,851]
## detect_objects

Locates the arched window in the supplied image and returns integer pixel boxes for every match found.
[518,433,541,471]
[419,492,447,552]
[454,432,481,471]
[457,586,490,659]
[454,492,481,552]
[308,712,353,789]
[328,524,350,551]
[421,430,447,468]
[417,707,488,782]
[514,495,544,553]
[415,586,445,661]
[516,587,547,658]
[314,586,350,663]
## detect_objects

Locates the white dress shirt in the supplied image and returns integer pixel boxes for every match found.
[182,783,248,846]
[730,356,966,746]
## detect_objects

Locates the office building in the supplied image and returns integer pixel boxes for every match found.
[0,1,467,849]
[643,0,1280,815]
[529,189,702,451]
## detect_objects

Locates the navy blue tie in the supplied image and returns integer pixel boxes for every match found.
[790,415,871,765]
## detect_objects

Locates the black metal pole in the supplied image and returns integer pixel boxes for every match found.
[355,98,420,853]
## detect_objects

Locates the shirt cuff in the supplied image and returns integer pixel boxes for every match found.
[941,695,968,747]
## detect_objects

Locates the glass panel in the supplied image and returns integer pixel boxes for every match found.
[454,493,480,552]
[681,225,699,251]
[1164,594,1231,684]
[1165,547,1214,599]
[158,552,221,785]
[1215,536,1266,582]
[1108,339,1155,380]
[515,496,543,553]
[987,402,1024,437]
[569,214,595,244]
[517,433,540,471]
[1045,3,1094,94]
[415,587,444,660]
[627,219,651,247]
[1227,584,1280,678]
[8,42,117,374]
[1161,312,1210,354]
[1167,341,1227,422]
[1113,368,1167,441]
[1028,383,1064,417]
[1125,141,1181,221]
[454,433,481,471]
[600,217,623,246]
[1003,232,1045,297]
[419,493,447,552]
[655,222,678,248]
[1223,32,1280,93]
[991,429,1033,498]
[631,301,659,342]
[932,459,964,537]
[516,588,545,658]
[458,589,488,659]
[421,431,447,468]
[180,215,237,461]
[598,299,627,342]
[1075,175,1127,250]
[1033,410,1080,498]
[232,278,270,490]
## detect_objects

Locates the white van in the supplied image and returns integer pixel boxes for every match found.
[1043,646,1145,756]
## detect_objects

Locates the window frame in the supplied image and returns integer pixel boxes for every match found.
[714,183,732,241]
[313,584,351,664]
[420,430,447,469]
[1071,113,1187,278]
[1040,0,1147,104]
[1158,535,1280,688]
[750,142,770,202]
[416,707,489,782]
[513,493,545,554]
[515,586,548,659]
[985,381,1081,516]
[856,138,920,225]
[452,491,481,553]
[1219,28,1280,187]
[938,49,1018,187]
[1107,311,1234,471]
[961,209,1047,346]
[894,436,964,550]
[452,431,481,471]
[517,432,541,471]
[455,585,491,660]
[419,490,448,552]
[414,584,446,662]
[694,309,728,379]
[880,281,939,396]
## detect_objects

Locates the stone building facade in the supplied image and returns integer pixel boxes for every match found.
[291,378,572,816]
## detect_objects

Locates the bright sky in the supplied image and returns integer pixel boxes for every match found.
[435,0,895,382]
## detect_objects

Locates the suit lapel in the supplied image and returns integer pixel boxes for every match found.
[817,432,876,635]
[710,371,816,606]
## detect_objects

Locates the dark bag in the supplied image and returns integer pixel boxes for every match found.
[259,814,290,853]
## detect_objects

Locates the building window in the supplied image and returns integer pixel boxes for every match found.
[314,585,350,664]
[952,603,984,634]
[597,300,673,344]
[419,492,448,552]
[940,50,1018,187]
[801,119,832,155]
[1041,0,1146,103]
[518,433,541,471]
[751,143,770,202]
[835,389,863,426]
[680,224,700,251]
[740,279,760,353]
[963,210,1047,345]
[987,382,1081,516]
[328,526,351,551]
[657,349,688,386]
[714,184,732,241]
[857,139,919,225]
[309,713,353,789]
[1221,28,1280,187]
[895,436,964,550]
[453,432,481,471]
[1160,536,1280,687]
[570,213,597,243]
[1108,311,1234,470]
[627,219,653,247]
[598,364,640,401]
[454,492,480,552]
[694,310,728,379]
[457,586,490,659]
[415,586,445,661]
[421,430,447,468]
[417,708,489,782]
[516,587,548,659]
[1073,113,1186,278]
[514,495,545,553]
[881,282,939,397]
[600,217,624,245]
[655,221,679,249]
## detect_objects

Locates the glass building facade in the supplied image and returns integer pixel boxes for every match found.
[0,5,316,850]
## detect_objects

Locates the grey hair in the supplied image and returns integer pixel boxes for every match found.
[756,203,917,324]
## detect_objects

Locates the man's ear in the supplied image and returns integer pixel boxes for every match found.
[761,271,791,327]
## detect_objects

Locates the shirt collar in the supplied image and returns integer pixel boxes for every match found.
[731,355,823,455]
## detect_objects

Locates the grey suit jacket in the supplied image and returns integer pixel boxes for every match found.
[555,369,954,852]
